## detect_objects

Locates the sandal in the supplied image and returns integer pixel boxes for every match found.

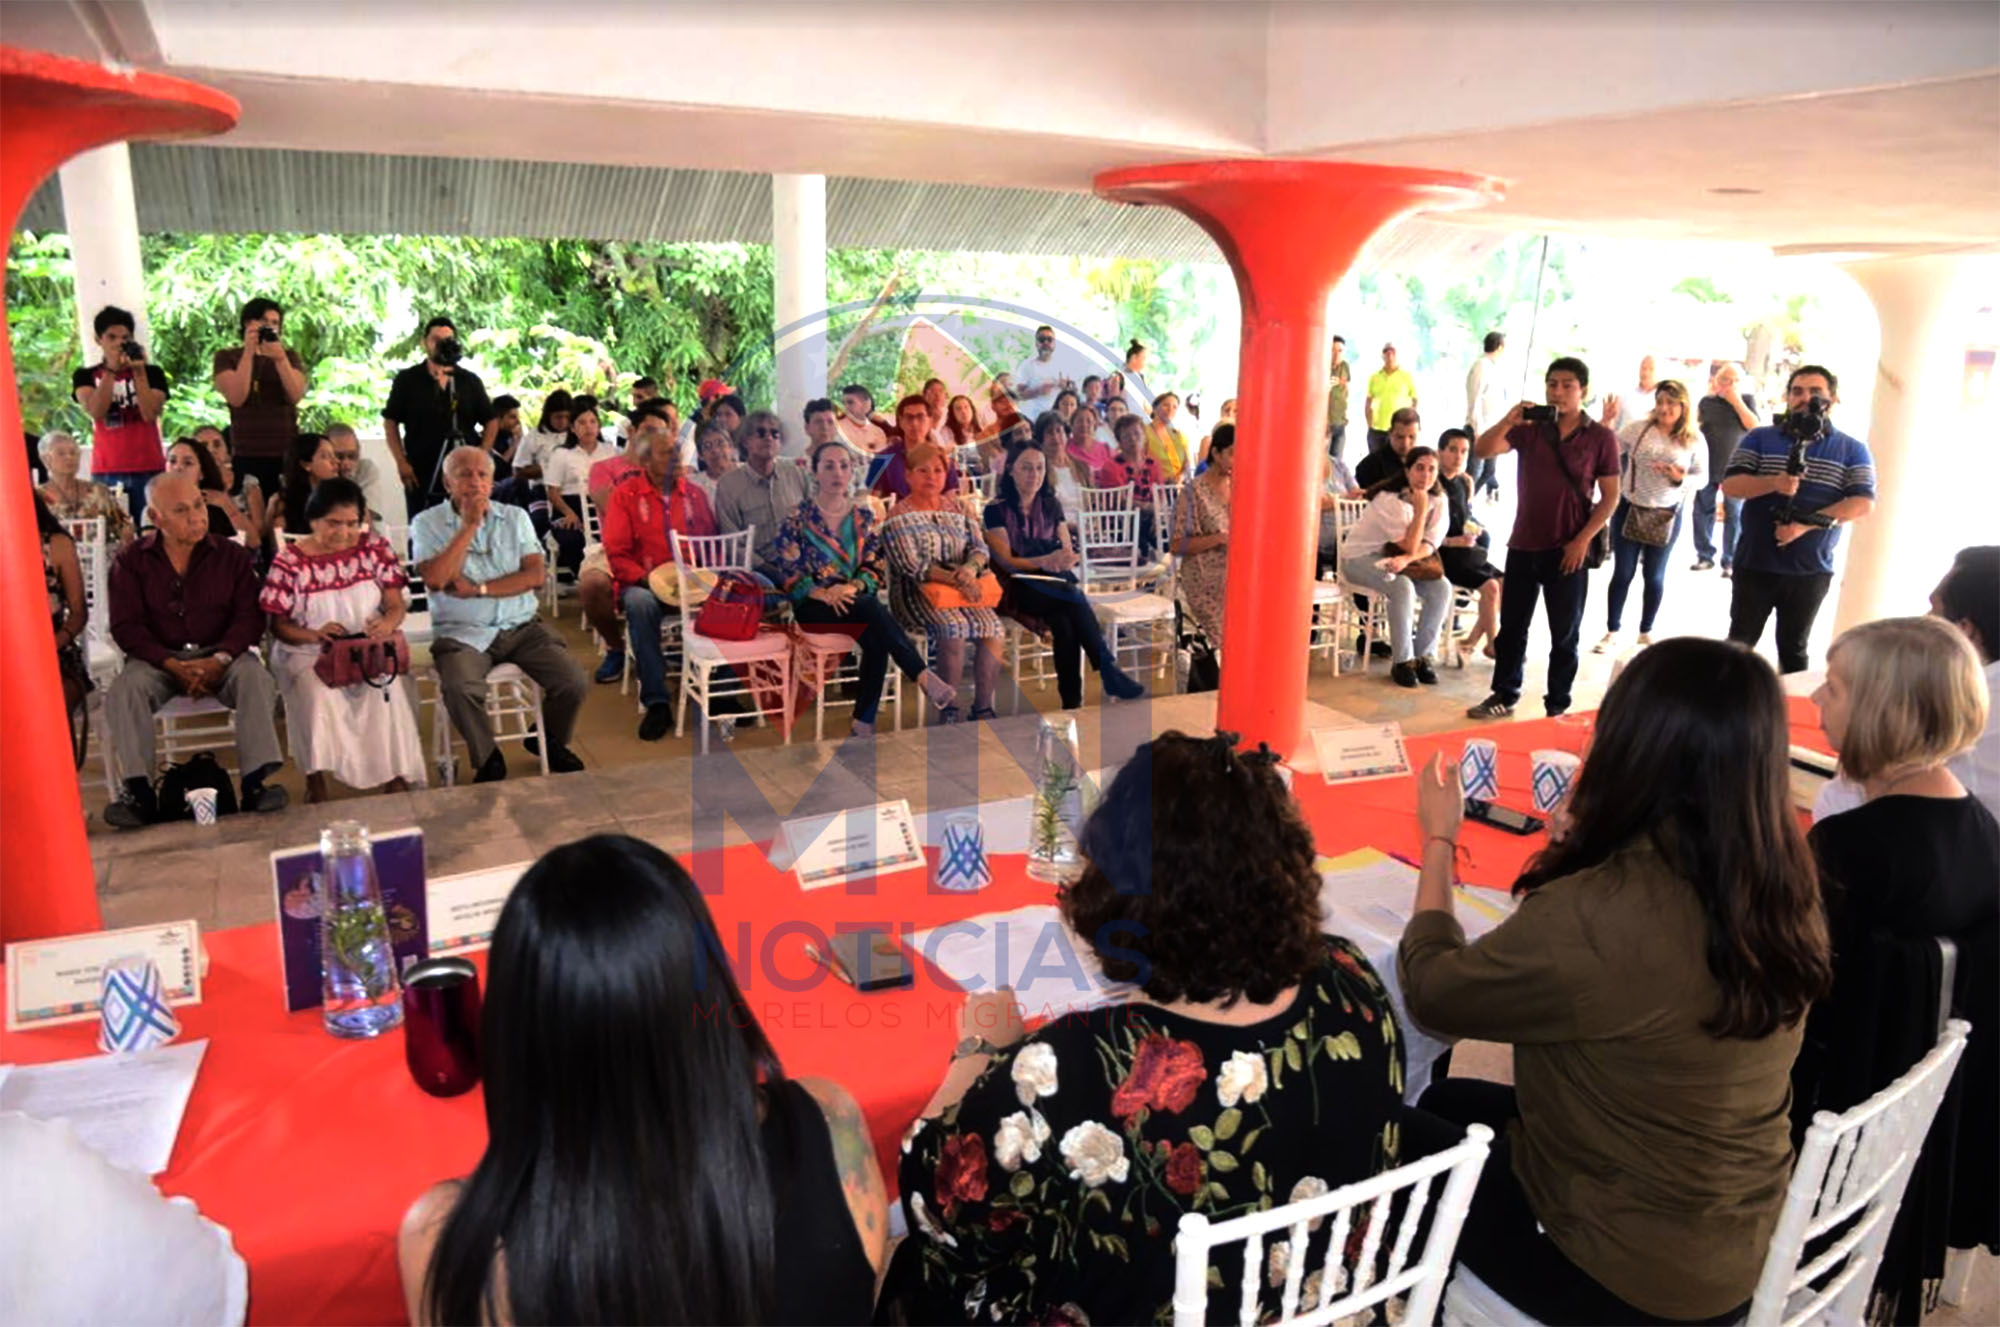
[969,706,998,722]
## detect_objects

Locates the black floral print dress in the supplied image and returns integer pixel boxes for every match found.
[896,936,1404,1326]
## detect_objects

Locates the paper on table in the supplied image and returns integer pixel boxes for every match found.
[910,906,1135,1021]
[0,1039,207,1175]
[1317,848,1514,948]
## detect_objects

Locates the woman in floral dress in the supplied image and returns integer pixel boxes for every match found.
[879,442,1005,722]
[1171,424,1234,648]
[890,732,1404,1325]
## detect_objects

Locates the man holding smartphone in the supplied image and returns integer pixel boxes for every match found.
[72,305,170,524]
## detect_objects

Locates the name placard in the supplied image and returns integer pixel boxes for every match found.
[6,920,203,1031]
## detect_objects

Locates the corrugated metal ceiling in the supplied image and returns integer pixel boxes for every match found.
[14,143,1497,270]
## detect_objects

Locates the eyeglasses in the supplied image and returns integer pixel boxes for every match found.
[752,427,783,439]
[1036,336,1055,344]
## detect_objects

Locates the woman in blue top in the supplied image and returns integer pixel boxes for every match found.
[773,441,957,736]
[982,441,1147,710]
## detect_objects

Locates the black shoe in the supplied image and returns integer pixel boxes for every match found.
[638,704,674,742]
[473,750,508,783]
[522,731,540,757]
[1357,632,1395,659]
[1413,657,1439,685]
[547,744,586,773]
[103,777,158,830]
[1467,694,1514,719]
[240,777,290,814]
[1100,661,1147,701]
[1391,661,1420,688]
[1546,705,1570,719]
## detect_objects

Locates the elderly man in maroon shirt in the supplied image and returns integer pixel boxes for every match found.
[103,471,288,827]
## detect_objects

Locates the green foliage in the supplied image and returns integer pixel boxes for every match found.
[4,232,88,436]
[1673,275,1731,304]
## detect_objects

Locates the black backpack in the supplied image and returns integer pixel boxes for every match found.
[154,752,240,820]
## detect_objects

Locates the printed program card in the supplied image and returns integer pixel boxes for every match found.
[1310,723,1412,786]
[6,920,202,1031]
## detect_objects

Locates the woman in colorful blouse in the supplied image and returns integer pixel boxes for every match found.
[982,442,1146,710]
[1146,390,1193,482]
[773,441,957,736]
[889,732,1405,1325]
[259,476,426,802]
[36,430,135,547]
[880,443,1005,723]
[1096,414,1167,554]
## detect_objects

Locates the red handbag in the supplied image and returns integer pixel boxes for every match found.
[314,632,411,693]
[692,572,764,641]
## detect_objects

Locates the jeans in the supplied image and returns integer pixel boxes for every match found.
[1471,455,1499,496]
[1689,481,1741,567]
[1327,422,1347,461]
[1365,427,1392,455]
[621,585,677,708]
[1727,567,1833,674]
[793,592,927,724]
[1604,500,1684,634]
[1340,556,1450,663]
[1491,546,1590,712]
[95,470,160,525]
[1007,577,1117,709]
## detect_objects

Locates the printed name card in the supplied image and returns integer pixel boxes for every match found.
[784,800,926,890]
[1310,723,1413,786]
[426,865,526,956]
[6,921,203,1031]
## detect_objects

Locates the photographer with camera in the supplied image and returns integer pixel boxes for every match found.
[210,297,307,497]
[382,315,495,515]
[1466,356,1621,721]
[1720,365,1875,675]
[72,305,170,524]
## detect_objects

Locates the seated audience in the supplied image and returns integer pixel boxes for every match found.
[1797,616,1997,1310]
[715,410,810,581]
[1399,637,1832,1325]
[1144,390,1192,481]
[480,394,523,482]
[1353,406,1418,491]
[265,431,341,540]
[325,422,383,507]
[36,429,135,546]
[1170,423,1233,649]
[889,732,1402,1324]
[600,429,719,739]
[983,442,1144,709]
[922,377,952,445]
[873,395,961,501]
[399,835,885,1325]
[1197,395,1239,466]
[507,389,571,485]
[1093,414,1164,505]
[690,418,739,500]
[1339,444,1450,687]
[1437,427,1502,659]
[775,442,957,736]
[195,424,268,537]
[803,397,866,476]
[413,448,587,781]
[104,473,289,826]
[940,393,983,452]
[541,401,618,575]
[259,477,425,802]
[837,382,891,456]
[1065,401,1116,477]
[880,442,1005,722]
[983,378,1028,441]
[37,491,89,722]
[1030,409,1086,515]
[165,437,258,543]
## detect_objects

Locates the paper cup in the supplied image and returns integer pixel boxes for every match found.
[98,955,181,1054]
[186,787,218,825]
[1530,749,1582,816]
[936,811,992,893]
[1460,739,1500,802]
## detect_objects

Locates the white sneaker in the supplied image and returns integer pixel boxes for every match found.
[1592,632,1618,655]
[1636,632,1654,646]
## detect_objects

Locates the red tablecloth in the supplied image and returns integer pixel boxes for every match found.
[4,711,1806,1324]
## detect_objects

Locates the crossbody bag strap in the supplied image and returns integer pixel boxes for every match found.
[1541,423,1594,508]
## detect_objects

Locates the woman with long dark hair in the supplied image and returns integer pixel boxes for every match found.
[265,431,339,539]
[1338,442,1450,687]
[1398,637,1831,1325]
[399,835,886,1325]
[164,436,256,541]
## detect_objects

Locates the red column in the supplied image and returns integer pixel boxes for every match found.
[0,48,236,943]
[1094,162,1499,759]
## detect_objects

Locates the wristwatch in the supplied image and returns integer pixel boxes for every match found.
[952,1035,999,1062]
[211,651,233,668]
[476,582,488,597]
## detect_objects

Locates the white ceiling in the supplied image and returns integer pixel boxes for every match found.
[3,0,1996,252]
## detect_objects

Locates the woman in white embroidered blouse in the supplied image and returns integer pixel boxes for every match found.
[1596,380,1706,654]
[1339,445,1451,686]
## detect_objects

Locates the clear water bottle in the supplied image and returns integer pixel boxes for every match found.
[319,820,404,1039]
[1027,717,1085,884]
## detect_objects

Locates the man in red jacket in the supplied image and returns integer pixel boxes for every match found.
[601,429,718,739]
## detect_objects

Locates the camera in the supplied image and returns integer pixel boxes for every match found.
[1774,394,1830,445]
[257,326,279,344]
[432,337,463,366]
[1521,403,1556,424]
[123,341,146,363]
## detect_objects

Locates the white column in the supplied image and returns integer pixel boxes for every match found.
[771,173,828,452]
[1831,253,1993,634]
[58,143,151,356]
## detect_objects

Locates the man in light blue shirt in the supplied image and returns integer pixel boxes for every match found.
[412,448,588,781]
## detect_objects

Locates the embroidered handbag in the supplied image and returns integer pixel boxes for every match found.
[314,632,411,693]
[693,571,764,640]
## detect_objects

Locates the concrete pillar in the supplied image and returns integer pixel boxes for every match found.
[1831,253,1991,634]
[58,142,151,356]
[772,173,828,451]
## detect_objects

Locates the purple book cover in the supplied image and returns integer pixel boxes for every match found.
[271,828,430,1013]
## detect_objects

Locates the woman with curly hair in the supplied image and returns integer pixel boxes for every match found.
[887,731,1404,1325]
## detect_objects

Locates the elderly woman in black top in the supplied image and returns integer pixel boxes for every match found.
[889,732,1404,1325]
[982,442,1145,709]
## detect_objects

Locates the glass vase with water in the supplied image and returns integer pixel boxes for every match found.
[319,820,404,1039]
[1027,717,1086,884]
